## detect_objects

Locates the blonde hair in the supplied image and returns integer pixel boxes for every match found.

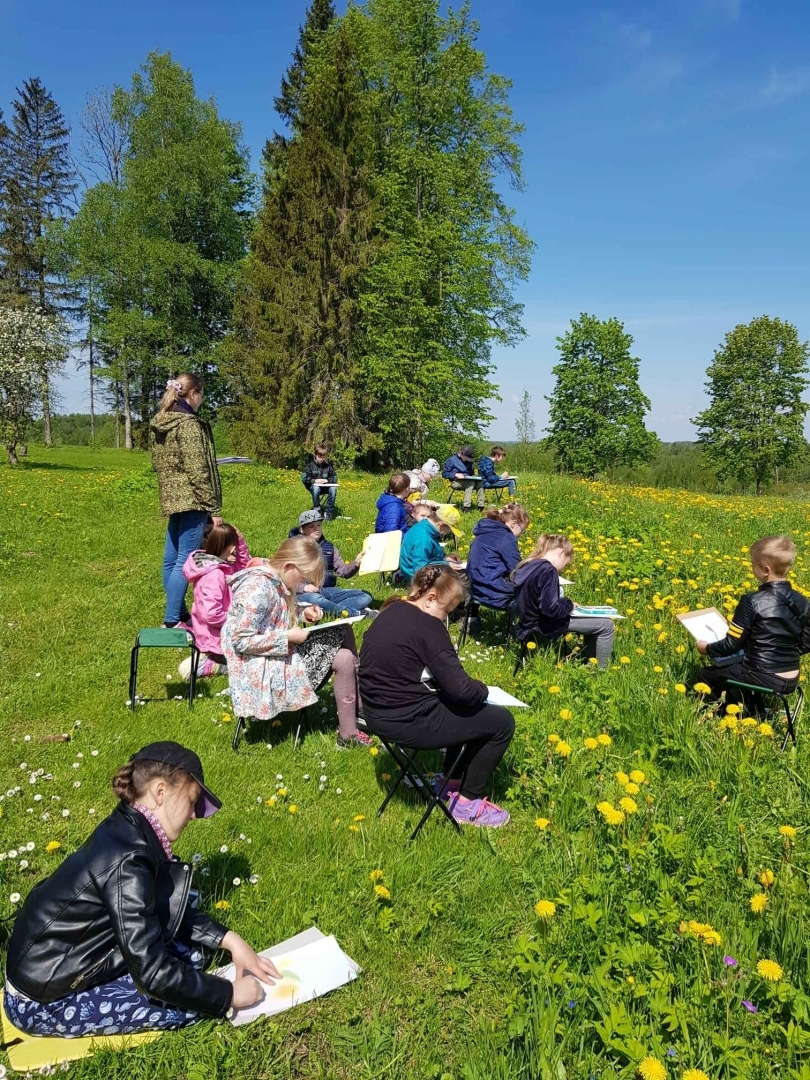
[750,535,796,577]
[381,564,468,612]
[514,533,573,575]
[156,373,202,417]
[482,502,529,529]
[268,536,326,621]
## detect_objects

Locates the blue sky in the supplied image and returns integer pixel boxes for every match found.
[2,0,809,441]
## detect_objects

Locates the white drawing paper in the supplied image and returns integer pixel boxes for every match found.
[486,685,529,708]
[676,607,729,643]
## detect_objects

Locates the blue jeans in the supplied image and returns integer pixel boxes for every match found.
[308,484,337,517]
[485,479,517,497]
[162,510,208,624]
[4,941,203,1037]
[305,587,373,616]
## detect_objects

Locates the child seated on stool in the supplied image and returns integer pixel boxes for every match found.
[694,535,810,710]
[478,446,517,498]
[290,509,374,617]
[301,443,338,519]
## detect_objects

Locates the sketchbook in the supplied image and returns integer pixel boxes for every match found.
[312,480,339,486]
[676,607,729,643]
[358,530,402,575]
[486,685,528,708]
[216,456,253,465]
[571,606,624,620]
[302,615,364,635]
[215,928,361,1027]
[559,577,573,586]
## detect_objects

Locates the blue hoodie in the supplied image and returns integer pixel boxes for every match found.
[400,519,446,581]
[442,453,474,480]
[467,517,520,609]
[513,559,574,642]
[375,492,408,533]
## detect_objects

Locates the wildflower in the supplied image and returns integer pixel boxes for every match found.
[742,1000,758,1013]
[527,641,537,650]
[9,893,21,904]
[266,796,277,806]
[741,716,757,728]
[657,632,668,643]
[619,797,638,815]
[759,869,775,888]
[624,781,640,795]
[277,787,288,797]
[674,683,686,693]
[719,716,738,731]
[779,825,797,839]
[584,737,599,750]
[348,825,359,832]
[725,704,740,715]
[220,844,228,853]
[756,958,783,982]
[750,893,768,914]
[683,1071,710,1080]
[374,884,391,900]
[369,747,379,756]
[701,929,723,947]
[547,733,560,745]
[214,900,230,911]
[288,805,298,814]
[232,877,241,887]
[548,685,560,693]
[616,771,630,786]
[249,874,259,885]
[559,709,572,721]
[758,722,774,737]
[370,869,384,882]
[597,802,624,826]
[620,656,631,664]
[588,656,599,665]
[693,682,712,694]
[596,733,611,746]
[653,665,663,674]
[534,899,556,920]
[637,1056,666,1080]
[723,955,738,967]
[381,773,391,781]
[658,688,668,695]
[45,841,61,853]
[629,770,646,784]
[534,817,550,830]
[554,740,572,758]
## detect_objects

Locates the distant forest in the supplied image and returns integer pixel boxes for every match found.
[26,414,810,497]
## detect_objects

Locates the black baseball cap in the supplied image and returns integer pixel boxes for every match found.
[130,741,221,818]
[459,445,475,461]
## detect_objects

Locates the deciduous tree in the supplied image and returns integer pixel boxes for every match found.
[0,306,68,463]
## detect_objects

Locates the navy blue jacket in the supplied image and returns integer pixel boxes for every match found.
[478,456,499,485]
[467,517,520,609]
[514,559,574,641]
[375,492,407,533]
[442,454,474,480]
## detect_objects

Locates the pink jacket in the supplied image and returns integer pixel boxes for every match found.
[182,534,250,656]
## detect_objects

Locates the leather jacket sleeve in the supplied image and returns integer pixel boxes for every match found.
[180,905,229,952]
[707,594,751,659]
[104,850,233,1016]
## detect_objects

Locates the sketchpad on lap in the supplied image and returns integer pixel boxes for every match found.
[0,1001,161,1072]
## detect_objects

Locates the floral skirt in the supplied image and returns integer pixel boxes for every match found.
[295,625,348,692]
[4,941,204,1038]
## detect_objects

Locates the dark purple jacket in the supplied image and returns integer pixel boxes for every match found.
[514,559,573,641]
[467,517,519,609]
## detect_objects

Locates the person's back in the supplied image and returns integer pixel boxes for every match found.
[468,516,520,609]
[712,581,810,672]
[400,518,444,581]
[513,558,572,641]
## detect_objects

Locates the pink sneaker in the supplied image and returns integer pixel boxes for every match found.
[448,794,510,828]
[336,730,373,749]
[200,658,227,678]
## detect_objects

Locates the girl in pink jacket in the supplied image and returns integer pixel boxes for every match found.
[179,523,251,679]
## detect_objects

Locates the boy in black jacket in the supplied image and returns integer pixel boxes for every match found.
[695,535,810,708]
[302,443,338,519]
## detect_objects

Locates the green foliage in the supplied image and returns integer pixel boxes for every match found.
[546,313,659,478]
[693,316,810,496]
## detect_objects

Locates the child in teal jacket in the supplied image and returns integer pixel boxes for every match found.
[399,507,463,581]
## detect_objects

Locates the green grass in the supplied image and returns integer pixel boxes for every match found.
[4,447,810,1079]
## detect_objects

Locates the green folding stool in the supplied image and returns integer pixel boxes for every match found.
[129,628,200,710]
[727,678,803,751]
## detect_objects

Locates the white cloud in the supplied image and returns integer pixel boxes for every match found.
[759,67,810,106]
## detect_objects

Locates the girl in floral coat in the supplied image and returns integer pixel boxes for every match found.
[222,536,371,748]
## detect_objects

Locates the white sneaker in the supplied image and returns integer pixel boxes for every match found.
[178,656,194,681]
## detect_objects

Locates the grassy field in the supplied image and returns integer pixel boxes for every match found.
[3,447,810,1079]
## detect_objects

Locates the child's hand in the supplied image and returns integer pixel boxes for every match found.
[455,472,466,479]
[501,472,509,479]
[447,553,461,565]
[211,516,223,527]
[288,627,310,644]
[696,640,709,655]
[301,583,318,593]
[302,605,323,624]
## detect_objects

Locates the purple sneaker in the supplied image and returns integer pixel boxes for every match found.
[448,794,510,828]
[431,774,462,797]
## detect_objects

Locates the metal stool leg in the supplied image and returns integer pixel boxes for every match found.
[409,744,467,840]
[129,644,139,709]
[293,707,309,751]
[188,645,199,710]
[513,640,527,676]
[232,716,246,752]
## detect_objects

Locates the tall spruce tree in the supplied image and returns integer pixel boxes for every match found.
[276,0,337,130]
[546,313,659,477]
[693,316,809,495]
[352,0,532,463]
[227,19,379,463]
[0,79,76,445]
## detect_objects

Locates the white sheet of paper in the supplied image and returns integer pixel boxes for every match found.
[358,530,402,575]
[486,685,528,708]
[312,480,338,486]
[569,610,625,620]
[677,608,729,642]
[215,933,361,1027]
[559,577,573,586]
[302,615,364,635]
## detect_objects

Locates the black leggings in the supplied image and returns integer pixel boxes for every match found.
[695,661,798,712]
[365,700,515,799]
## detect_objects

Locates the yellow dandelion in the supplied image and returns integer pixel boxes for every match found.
[653,665,663,674]
[725,704,740,715]
[750,893,768,914]
[683,1070,710,1080]
[548,685,560,693]
[624,781,640,795]
[45,840,62,853]
[759,869,775,888]
[374,884,391,900]
[266,796,277,806]
[629,770,646,784]
[674,683,686,693]
[637,1056,666,1080]
[547,733,560,744]
[758,722,774,737]
[554,740,572,758]
[215,900,231,911]
[657,632,668,643]
[526,641,537,650]
[369,869,384,882]
[694,682,712,694]
[353,814,366,822]
[381,772,391,781]
[597,733,611,746]
[277,787,288,797]
[348,825,359,832]
[687,920,712,935]
[559,708,572,720]
[616,771,630,786]
[779,825,797,839]
[719,716,738,731]
[534,817,550,829]
[619,796,638,815]
[288,804,298,814]
[369,746,379,756]
[620,656,631,664]
[658,688,668,695]
[701,929,723,946]
[741,716,757,728]
[534,899,556,920]
[588,656,599,665]
[584,737,599,750]
[756,958,784,982]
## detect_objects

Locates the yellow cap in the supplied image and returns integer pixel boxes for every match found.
[434,504,463,538]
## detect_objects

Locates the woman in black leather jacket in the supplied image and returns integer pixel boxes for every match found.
[4,742,278,1037]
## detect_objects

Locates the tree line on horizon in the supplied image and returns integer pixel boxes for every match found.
[0,0,808,491]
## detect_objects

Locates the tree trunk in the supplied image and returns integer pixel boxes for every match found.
[123,370,133,451]
[6,442,19,465]
[88,337,95,446]
[42,375,53,447]
[756,476,763,496]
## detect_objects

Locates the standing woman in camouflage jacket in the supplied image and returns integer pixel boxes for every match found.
[151,375,222,627]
